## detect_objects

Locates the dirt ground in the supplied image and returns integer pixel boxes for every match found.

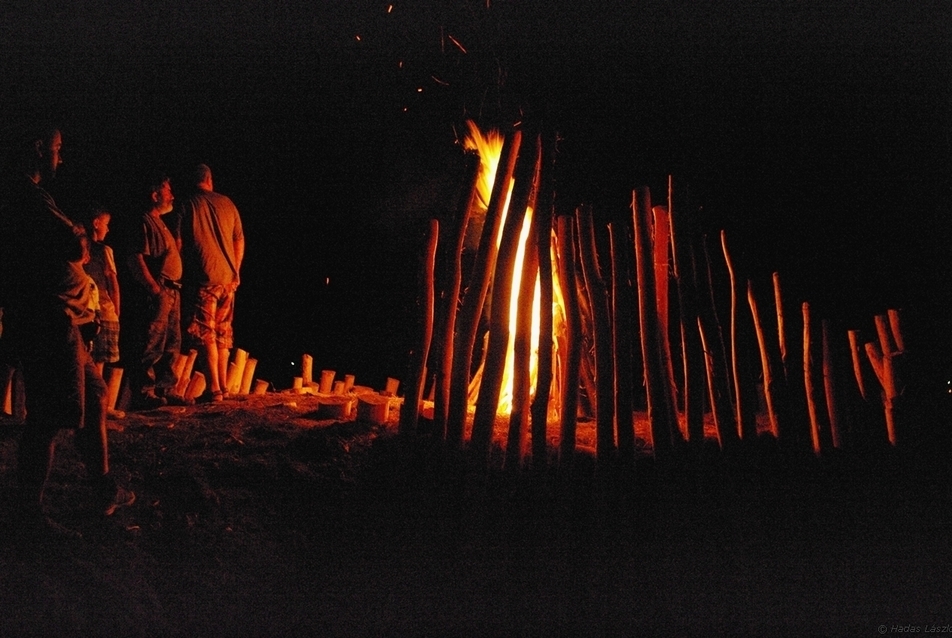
[1,394,950,637]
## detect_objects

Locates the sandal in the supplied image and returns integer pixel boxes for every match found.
[211,390,224,402]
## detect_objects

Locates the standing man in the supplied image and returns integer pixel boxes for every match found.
[0,126,134,534]
[127,173,183,409]
[178,164,244,401]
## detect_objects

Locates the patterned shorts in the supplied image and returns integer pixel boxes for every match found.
[185,284,235,349]
[91,318,120,364]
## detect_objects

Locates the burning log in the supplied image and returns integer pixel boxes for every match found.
[576,203,615,462]
[471,129,541,463]
[556,214,582,466]
[632,187,678,458]
[446,128,523,449]
[609,219,637,460]
[400,218,439,436]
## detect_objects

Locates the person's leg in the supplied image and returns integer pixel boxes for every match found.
[216,287,236,396]
[155,289,181,397]
[136,292,170,404]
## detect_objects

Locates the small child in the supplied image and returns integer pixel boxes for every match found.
[81,206,122,376]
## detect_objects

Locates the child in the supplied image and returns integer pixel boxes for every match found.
[82,205,122,382]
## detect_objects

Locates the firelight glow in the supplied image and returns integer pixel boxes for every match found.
[463,121,564,418]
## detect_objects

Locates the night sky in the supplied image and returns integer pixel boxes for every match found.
[2,1,950,387]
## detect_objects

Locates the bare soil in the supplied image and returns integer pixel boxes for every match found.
[1,395,950,637]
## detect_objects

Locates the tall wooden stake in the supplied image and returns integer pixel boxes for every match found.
[556,214,582,467]
[446,129,523,449]
[609,219,636,462]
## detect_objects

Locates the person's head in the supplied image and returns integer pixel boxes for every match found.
[148,172,174,215]
[193,163,213,191]
[16,125,63,183]
[84,205,112,242]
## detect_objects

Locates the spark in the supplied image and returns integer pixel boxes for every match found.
[447,34,467,53]
[431,75,449,86]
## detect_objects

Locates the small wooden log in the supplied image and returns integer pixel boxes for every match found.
[104,367,124,411]
[384,377,400,396]
[2,364,14,416]
[239,358,257,395]
[318,395,355,420]
[301,354,313,386]
[357,393,391,425]
[172,349,198,398]
[343,374,356,393]
[170,353,188,391]
[292,376,304,394]
[320,370,336,394]
[253,379,269,395]
[225,348,248,395]
[333,380,345,395]
[185,372,207,402]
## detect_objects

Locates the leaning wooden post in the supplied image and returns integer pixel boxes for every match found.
[721,231,749,440]
[748,280,784,439]
[530,132,557,470]
[576,203,616,463]
[609,219,636,462]
[505,135,544,471]
[802,302,824,454]
[471,131,540,463]
[668,194,705,445]
[696,237,738,448]
[556,214,582,467]
[868,313,902,446]
[772,272,789,380]
[632,187,676,459]
[400,218,439,436]
[434,151,481,439]
[446,129,523,449]
[821,319,843,449]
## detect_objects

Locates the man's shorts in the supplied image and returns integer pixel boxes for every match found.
[185,284,235,349]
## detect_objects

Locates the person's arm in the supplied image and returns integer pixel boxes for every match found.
[128,253,162,297]
[103,245,121,316]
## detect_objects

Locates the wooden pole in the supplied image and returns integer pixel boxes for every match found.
[632,187,676,459]
[434,151,481,439]
[821,319,842,449]
[530,132,557,470]
[576,203,615,463]
[609,219,636,461]
[446,129,523,449]
[226,348,249,395]
[300,354,313,387]
[748,279,791,441]
[556,214,582,467]
[772,272,788,380]
[803,302,823,454]
[721,231,747,439]
[696,238,737,448]
[471,130,540,462]
[668,191,705,445]
[400,218,439,436]
[104,367,124,412]
[653,204,682,440]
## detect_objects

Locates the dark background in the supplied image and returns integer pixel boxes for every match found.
[1,1,950,390]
